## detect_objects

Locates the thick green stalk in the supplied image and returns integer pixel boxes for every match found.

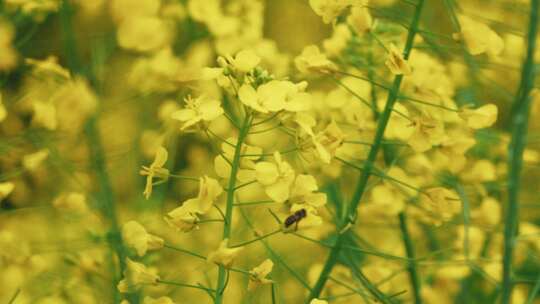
[398,212,422,304]
[501,0,539,303]
[214,113,252,304]
[306,1,425,301]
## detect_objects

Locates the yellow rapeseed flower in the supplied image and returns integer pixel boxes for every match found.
[140,146,169,199]
[117,258,160,293]
[248,259,274,290]
[385,43,412,75]
[122,221,164,257]
[207,239,243,268]
[171,95,224,131]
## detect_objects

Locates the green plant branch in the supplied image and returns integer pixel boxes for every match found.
[502,0,539,303]
[398,212,422,304]
[306,0,426,301]
[214,111,253,304]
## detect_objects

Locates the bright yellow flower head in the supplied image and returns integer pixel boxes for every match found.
[255,151,295,202]
[295,45,337,74]
[140,146,169,199]
[248,259,274,290]
[385,43,412,75]
[117,258,160,293]
[310,299,328,304]
[459,104,498,129]
[207,239,243,268]
[171,95,224,131]
[122,221,164,257]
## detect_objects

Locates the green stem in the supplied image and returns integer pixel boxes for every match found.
[398,212,422,304]
[306,0,426,301]
[158,280,216,293]
[502,1,539,303]
[214,112,252,304]
[230,229,282,248]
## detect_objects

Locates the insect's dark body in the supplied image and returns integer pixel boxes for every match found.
[284,208,307,229]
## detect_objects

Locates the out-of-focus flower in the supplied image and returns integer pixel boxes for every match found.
[309,0,365,24]
[31,100,57,130]
[408,113,445,153]
[459,104,498,129]
[140,146,169,199]
[5,0,60,20]
[117,258,160,293]
[310,299,328,304]
[110,0,160,23]
[122,221,164,257]
[143,296,176,304]
[454,15,504,57]
[248,259,274,290]
[117,16,170,52]
[22,149,49,171]
[207,239,243,268]
[347,5,373,34]
[231,49,261,73]
[25,56,70,79]
[385,44,412,75]
[420,187,461,225]
[0,182,15,202]
[0,19,18,71]
[472,197,500,227]
[171,95,224,131]
[52,192,88,213]
[255,151,295,202]
[295,45,337,74]
[0,92,6,122]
